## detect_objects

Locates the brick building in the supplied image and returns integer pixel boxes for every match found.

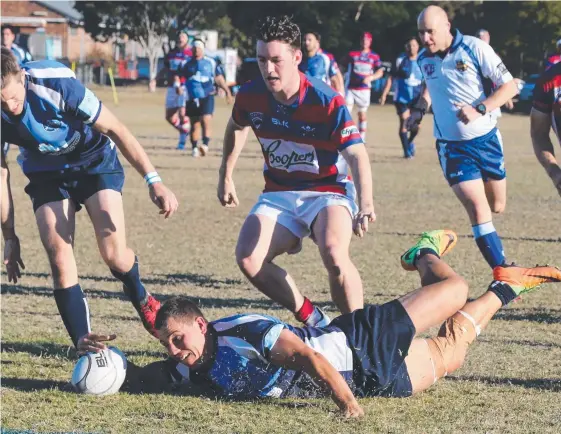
[1,0,111,61]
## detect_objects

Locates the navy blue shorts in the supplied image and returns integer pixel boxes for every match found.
[186,96,215,118]
[331,300,416,398]
[394,102,412,115]
[24,150,125,213]
[436,128,506,186]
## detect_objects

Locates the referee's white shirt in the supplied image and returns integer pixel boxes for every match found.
[418,29,513,141]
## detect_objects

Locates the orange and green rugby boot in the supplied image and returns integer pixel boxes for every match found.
[493,264,561,297]
[401,230,458,271]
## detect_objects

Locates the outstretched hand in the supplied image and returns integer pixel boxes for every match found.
[3,235,25,283]
[354,206,376,238]
[77,333,117,355]
[149,183,179,219]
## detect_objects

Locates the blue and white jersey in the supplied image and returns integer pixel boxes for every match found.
[9,43,32,65]
[180,56,225,100]
[417,29,513,141]
[0,60,114,175]
[299,51,338,85]
[392,54,423,105]
[172,314,355,399]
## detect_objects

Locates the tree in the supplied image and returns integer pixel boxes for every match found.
[75,1,217,90]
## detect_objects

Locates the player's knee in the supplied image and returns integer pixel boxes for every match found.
[320,244,349,277]
[235,250,264,278]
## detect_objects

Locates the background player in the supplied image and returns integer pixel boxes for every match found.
[181,39,233,158]
[217,15,375,326]
[530,61,561,197]
[159,30,192,150]
[0,48,178,352]
[83,231,561,418]
[545,38,561,70]
[413,6,518,269]
[343,32,384,142]
[299,31,344,95]
[380,37,423,159]
[1,25,32,66]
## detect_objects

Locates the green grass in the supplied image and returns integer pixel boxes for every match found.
[2,86,560,433]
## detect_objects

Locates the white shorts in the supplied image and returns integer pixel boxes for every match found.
[249,190,358,254]
[345,89,371,113]
[165,86,187,109]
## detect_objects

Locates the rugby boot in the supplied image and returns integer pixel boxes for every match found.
[401,229,457,271]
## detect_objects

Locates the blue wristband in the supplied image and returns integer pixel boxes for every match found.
[144,171,162,186]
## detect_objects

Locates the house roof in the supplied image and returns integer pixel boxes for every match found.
[33,1,83,24]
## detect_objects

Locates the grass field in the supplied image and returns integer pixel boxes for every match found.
[1,86,560,433]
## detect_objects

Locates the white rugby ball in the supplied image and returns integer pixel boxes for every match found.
[71,346,127,396]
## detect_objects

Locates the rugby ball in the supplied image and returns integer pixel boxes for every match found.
[71,346,127,396]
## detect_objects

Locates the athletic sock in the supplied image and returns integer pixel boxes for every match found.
[408,126,419,145]
[472,222,505,268]
[399,131,409,156]
[110,256,148,312]
[178,132,187,147]
[202,136,210,147]
[487,280,517,306]
[54,284,91,347]
[191,140,198,150]
[358,121,367,142]
[172,119,183,133]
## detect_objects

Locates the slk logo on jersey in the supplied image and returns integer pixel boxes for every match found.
[250,112,263,129]
[456,60,468,72]
[259,138,319,174]
[423,63,436,77]
[272,118,289,128]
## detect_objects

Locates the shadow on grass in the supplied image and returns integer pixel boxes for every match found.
[1,377,72,392]
[493,308,561,324]
[9,271,243,288]
[1,341,166,360]
[448,375,561,392]
[379,230,561,244]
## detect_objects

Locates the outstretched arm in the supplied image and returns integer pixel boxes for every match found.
[1,152,24,283]
[93,105,179,218]
[218,117,250,207]
[269,329,364,418]
[215,75,233,104]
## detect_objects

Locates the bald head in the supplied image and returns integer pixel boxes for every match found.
[417,5,453,53]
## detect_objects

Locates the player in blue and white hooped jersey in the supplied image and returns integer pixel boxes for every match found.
[83,230,561,417]
[300,31,345,96]
[180,39,233,158]
[2,25,32,66]
[412,6,519,269]
[218,16,375,329]
[0,48,178,352]
[380,37,423,159]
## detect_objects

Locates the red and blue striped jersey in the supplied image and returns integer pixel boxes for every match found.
[163,47,192,85]
[533,62,561,145]
[347,50,382,90]
[232,72,362,195]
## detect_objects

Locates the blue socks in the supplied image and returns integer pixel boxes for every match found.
[54,284,91,347]
[110,256,147,312]
[472,222,505,268]
[202,136,210,147]
[399,131,410,157]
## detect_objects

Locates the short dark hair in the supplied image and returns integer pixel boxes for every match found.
[1,25,16,35]
[1,47,21,89]
[305,31,321,43]
[405,36,418,45]
[256,15,301,50]
[155,296,206,330]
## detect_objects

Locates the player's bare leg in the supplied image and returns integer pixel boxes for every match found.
[36,199,90,346]
[165,107,189,150]
[312,205,363,314]
[35,199,78,289]
[452,178,505,268]
[190,117,202,157]
[200,114,213,156]
[236,214,304,312]
[484,178,507,214]
[399,109,418,158]
[85,189,160,336]
[357,109,368,143]
[405,263,561,394]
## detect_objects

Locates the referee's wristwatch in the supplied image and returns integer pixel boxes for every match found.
[475,103,487,115]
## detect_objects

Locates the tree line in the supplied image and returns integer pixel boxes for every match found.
[75,1,561,81]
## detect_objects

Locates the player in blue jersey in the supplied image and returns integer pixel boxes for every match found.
[0,48,178,352]
[300,31,344,95]
[413,6,519,270]
[180,39,233,158]
[380,37,423,159]
[2,25,32,66]
[83,230,561,417]
[218,16,374,327]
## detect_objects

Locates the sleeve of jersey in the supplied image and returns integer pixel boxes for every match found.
[531,77,553,114]
[231,91,251,127]
[330,101,362,150]
[229,317,287,360]
[61,78,102,124]
[478,43,513,87]
[329,59,339,77]
[216,63,226,77]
